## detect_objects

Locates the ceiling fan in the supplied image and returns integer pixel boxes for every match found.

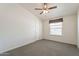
[35,3,57,14]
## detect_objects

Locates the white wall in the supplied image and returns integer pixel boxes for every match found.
[0,4,42,53]
[43,14,77,45]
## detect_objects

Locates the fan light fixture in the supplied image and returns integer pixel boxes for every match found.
[43,10,48,14]
[35,3,57,15]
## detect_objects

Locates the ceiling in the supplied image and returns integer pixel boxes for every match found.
[19,3,79,20]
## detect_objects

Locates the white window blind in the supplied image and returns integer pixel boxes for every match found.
[49,18,63,35]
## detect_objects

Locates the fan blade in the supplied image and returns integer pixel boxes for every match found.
[35,8,42,10]
[48,6,57,9]
[40,11,43,14]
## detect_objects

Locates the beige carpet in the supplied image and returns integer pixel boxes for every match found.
[1,39,79,56]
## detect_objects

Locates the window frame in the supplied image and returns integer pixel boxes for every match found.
[49,19,63,36]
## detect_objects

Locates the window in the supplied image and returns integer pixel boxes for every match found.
[49,18,63,35]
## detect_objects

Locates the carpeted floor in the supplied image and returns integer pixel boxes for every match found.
[1,39,79,56]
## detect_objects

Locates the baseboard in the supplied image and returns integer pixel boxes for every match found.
[0,39,77,53]
[43,39,77,46]
[0,39,42,53]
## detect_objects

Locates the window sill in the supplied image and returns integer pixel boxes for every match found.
[49,34,63,37]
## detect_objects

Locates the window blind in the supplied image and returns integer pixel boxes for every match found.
[49,18,63,23]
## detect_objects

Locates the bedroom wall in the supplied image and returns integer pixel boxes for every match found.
[0,4,42,53]
[43,14,77,45]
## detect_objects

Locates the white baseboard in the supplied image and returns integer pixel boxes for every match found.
[43,39,77,46]
[0,39,40,53]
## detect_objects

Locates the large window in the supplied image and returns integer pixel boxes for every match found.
[49,18,63,35]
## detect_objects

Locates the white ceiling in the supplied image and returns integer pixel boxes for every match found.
[19,3,79,20]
